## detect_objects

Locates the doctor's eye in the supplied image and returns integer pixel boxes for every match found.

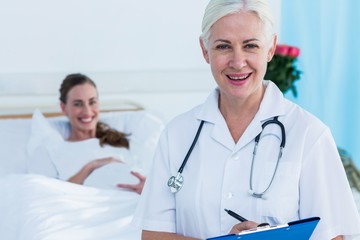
[215,44,231,50]
[244,43,259,50]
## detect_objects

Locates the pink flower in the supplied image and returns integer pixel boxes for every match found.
[275,44,290,56]
[288,46,300,58]
[275,44,300,58]
[266,43,302,97]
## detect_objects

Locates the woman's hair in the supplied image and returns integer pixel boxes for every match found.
[59,73,97,104]
[200,0,275,48]
[59,73,129,149]
[96,122,129,149]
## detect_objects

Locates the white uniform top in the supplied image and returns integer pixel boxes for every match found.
[138,81,360,239]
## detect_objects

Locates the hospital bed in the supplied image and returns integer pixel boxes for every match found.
[0,101,165,240]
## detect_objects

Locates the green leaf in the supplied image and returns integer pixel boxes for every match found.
[265,54,302,97]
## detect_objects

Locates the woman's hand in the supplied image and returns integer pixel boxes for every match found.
[117,171,146,194]
[68,157,122,184]
[229,221,259,234]
[87,157,123,171]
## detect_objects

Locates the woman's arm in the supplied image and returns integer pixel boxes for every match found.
[68,157,121,184]
[142,230,200,240]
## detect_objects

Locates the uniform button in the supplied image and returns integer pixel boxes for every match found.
[225,192,234,199]
[232,153,240,160]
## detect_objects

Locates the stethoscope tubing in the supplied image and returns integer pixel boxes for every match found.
[255,116,285,147]
[177,120,205,174]
[167,120,205,193]
[250,116,286,198]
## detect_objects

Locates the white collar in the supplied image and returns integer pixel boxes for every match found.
[197,80,286,124]
[196,80,287,149]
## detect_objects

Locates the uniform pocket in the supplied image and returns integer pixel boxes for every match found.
[254,162,300,225]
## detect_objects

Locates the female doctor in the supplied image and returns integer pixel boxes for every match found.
[138,0,360,239]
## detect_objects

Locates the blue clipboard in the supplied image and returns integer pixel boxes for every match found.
[207,217,320,240]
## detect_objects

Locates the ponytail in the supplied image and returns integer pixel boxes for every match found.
[96,122,129,148]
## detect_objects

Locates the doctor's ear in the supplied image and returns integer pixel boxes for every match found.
[199,37,210,64]
[267,34,277,62]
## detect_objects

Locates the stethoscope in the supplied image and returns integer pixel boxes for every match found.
[249,116,286,199]
[167,117,286,199]
[167,120,205,193]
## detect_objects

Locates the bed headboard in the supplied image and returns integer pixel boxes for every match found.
[0,98,144,119]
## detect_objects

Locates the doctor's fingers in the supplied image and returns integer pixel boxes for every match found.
[229,221,258,234]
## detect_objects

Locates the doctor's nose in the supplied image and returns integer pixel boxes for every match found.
[228,50,247,70]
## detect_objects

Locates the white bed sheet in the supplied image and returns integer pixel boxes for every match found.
[0,174,141,240]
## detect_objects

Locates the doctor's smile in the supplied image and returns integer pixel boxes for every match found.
[226,73,252,86]
[227,73,251,81]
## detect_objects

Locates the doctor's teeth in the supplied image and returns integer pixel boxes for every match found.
[229,75,249,80]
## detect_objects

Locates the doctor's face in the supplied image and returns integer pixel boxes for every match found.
[200,11,276,102]
[61,83,99,136]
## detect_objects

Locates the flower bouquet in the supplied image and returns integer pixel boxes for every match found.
[265,44,302,97]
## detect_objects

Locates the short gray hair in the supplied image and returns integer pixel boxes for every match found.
[200,0,275,48]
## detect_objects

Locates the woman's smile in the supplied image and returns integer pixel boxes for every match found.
[78,116,95,124]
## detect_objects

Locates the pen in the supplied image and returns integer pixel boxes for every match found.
[224,208,248,222]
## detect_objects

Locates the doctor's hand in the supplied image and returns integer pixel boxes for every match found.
[229,221,259,234]
[116,171,146,194]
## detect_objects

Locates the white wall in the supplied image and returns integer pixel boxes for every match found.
[0,0,213,72]
[0,0,280,122]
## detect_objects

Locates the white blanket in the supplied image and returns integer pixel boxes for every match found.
[0,174,141,240]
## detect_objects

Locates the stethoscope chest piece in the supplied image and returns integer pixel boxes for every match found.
[168,173,184,193]
[248,189,267,200]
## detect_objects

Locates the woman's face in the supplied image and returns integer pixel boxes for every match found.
[61,83,99,137]
[200,11,276,103]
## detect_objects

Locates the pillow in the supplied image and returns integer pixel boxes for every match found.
[120,111,165,174]
[26,109,64,177]
[27,109,63,155]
